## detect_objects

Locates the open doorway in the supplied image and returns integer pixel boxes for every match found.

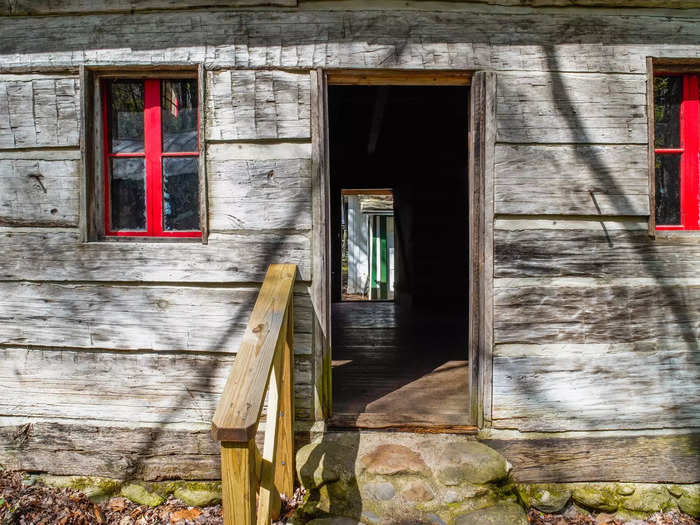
[329,82,471,428]
[341,189,396,302]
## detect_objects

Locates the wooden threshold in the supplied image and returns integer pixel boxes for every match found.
[327,69,472,86]
[329,412,477,434]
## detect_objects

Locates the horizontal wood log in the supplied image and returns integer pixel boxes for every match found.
[8,0,700,16]
[2,10,700,73]
[0,282,312,353]
[484,433,700,483]
[0,229,311,282]
[492,342,700,431]
[494,145,649,215]
[208,158,312,232]
[0,75,79,148]
[496,72,647,144]
[494,279,700,344]
[495,224,700,279]
[205,70,310,141]
[0,421,222,480]
[1,346,312,425]
[0,157,80,226]
[1,0,296,15]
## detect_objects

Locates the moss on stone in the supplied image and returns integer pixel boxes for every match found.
[674,485,700,518]
[120,483,165,507]
[620,484,674,513]
[517,483,571,513]
[571,483,620,512]
[37,475,122,503]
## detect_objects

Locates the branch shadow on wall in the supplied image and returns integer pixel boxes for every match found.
[489,45,700,482]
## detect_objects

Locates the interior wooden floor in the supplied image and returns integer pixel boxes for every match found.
[330,301,471,429]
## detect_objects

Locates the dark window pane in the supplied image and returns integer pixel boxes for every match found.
[110,157,146,231]
[162,80,198,152]
[655,154,681,225]
[109,81,145,153]
[162,157,200,231]
[654,76,682,149]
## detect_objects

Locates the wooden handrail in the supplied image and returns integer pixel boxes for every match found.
[212,264,297,525]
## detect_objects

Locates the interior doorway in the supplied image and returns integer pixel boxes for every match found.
[328,82,471,428]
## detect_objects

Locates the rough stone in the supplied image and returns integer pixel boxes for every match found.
[517,484,571,513]
[360,444,429,476]
[173,486,221,507]
[454,502,528,525]
[37,475,121,503]
[402,480,434,502]
[674,485,700,518]
[297,436,357,490]
[616,484,636,496]
[621,484,673,513]
[364,481,395,501]
[444,490,461,504]
[120,484,165,507]
[571,484,620,513]
[425,513,447,525]
[436,442,509,485]
[360,511,381,525]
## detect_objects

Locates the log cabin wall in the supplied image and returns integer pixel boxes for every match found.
[0,1,699,480]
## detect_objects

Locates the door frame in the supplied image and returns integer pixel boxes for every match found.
[309,69,495,428]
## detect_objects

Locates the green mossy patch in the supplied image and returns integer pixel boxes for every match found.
[34,475,222,507]
[516,483,571,513]
[119,484,164,507]
[37,475,122,503]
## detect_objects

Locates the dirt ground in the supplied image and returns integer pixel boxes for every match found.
[1,470,698,525]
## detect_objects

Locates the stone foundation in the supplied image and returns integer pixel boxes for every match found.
[516,482,700,521]
[29,475,221,507]
[293,432,700,525]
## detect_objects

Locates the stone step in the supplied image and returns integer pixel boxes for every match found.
[293,431,527,525]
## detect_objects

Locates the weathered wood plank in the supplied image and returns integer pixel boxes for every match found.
[494,145,649,215]
[0,157,80,226]
[484,433,700,483]
[8,0,700,16]
[0,282,312,353]
[1,0,296,16]
[0,230,311,282]
[495,225,700,279]
[494,279,700,344]
[492,342,700,431]
[2,10,700,73]
[208,158,312,232]
[496,73,648,144]
[0,75,79,148]
[0,346,313,425]
[0,421,221,480]
[206,70,310,141]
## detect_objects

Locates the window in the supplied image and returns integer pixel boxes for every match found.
[653,74,700,231]
[102,78,201,238]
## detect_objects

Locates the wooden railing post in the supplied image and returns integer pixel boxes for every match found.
[212,264,297,525]
[221,440,257,525]
[275,296,295,498]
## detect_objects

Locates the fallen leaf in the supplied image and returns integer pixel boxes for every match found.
[108,497,129,512]
[170,507,203,523]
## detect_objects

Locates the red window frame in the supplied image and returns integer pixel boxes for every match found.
[102,78,201,238]
[655,74,700,231]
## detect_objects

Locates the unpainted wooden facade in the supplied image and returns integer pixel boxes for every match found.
[0,0,699,483]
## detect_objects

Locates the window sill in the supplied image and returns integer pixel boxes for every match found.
[653,229,700,243]
[95,235,205,244]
